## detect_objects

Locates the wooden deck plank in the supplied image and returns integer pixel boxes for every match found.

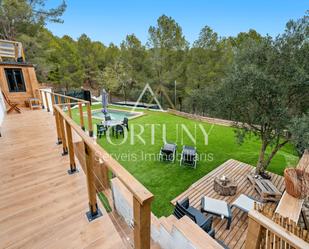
[172,159,285,249]
[0,110,126,249]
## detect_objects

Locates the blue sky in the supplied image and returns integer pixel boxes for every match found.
[46,0,308,46]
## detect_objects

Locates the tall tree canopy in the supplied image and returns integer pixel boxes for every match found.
[217,12,309,175]
[0,0,66,40]
[0,2,308,165]
[147,15,188,86]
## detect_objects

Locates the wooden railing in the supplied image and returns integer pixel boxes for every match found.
[245,204,309,249]
[0,39,25,62]
[38,88,93,142]
[38,88,154,249]
[246,151,309,249]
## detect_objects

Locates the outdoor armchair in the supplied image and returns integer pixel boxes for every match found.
[122,117,129,131]
[201,196,232,229]
[173,197,215,237]
[96,123,106,138]
[159,143,177,162]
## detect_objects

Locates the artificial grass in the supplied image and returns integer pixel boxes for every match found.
[98,192,112,213]
[71,105,298,217]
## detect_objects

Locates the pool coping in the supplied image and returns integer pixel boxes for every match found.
[89,107,145,121]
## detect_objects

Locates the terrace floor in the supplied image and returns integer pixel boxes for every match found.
[0,109,127,249]
[171,159,286,249]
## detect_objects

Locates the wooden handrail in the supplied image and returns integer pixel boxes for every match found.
[39,88,89,104]
[54,104,154,204]
[246,210,309,249]
[38,89,93,137]
[246,152,309,249]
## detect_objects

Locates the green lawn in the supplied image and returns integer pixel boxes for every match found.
[71,105,298,217]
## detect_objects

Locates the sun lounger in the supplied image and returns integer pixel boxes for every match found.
[180,145,197,168]
[201,196,232,229]
[231,194,262,213]
[159,143,177,162]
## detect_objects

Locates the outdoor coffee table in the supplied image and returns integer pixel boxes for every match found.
[201,196,232,229]
[214,176,238,196]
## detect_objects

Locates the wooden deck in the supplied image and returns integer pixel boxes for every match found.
[0,109,127,249]
[171,159,285,249]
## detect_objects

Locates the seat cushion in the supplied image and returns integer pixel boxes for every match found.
[201,196,231,218]
[182,146,196,157]
[162,143,176,153]
[231,194,258,213]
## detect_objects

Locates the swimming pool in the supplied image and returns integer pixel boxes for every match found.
[92,109,142,121]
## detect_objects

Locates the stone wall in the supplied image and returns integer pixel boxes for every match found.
[167,109,235,127]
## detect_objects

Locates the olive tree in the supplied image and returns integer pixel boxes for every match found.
[218,13,309,176]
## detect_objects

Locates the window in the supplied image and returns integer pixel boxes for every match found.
[5,68,26,92]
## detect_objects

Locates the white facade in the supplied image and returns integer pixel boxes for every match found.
[0,87,6,130]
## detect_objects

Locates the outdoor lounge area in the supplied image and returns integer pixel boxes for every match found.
[0,3,308,247]
[172,159,285,249]
[71,104,299,218]
[0,39,308,249]
[0,89,308,249]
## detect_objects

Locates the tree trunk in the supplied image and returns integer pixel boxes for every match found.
[109,91,112,103]
[256,140,268,175]
[255,137,289,175]
[124,87,127,104]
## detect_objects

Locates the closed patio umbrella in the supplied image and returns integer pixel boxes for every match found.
[101,89,109,116]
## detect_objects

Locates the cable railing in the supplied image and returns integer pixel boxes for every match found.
[38,88,154,249]
[38,88,93,140]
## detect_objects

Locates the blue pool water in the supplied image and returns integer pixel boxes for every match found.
[92,109,139,121]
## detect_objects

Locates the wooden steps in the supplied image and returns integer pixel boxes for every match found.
[159,216,175,233]
[153,215,223,249]
[176,216,223,249]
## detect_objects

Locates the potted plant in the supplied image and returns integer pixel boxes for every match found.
[284,166,309,199]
